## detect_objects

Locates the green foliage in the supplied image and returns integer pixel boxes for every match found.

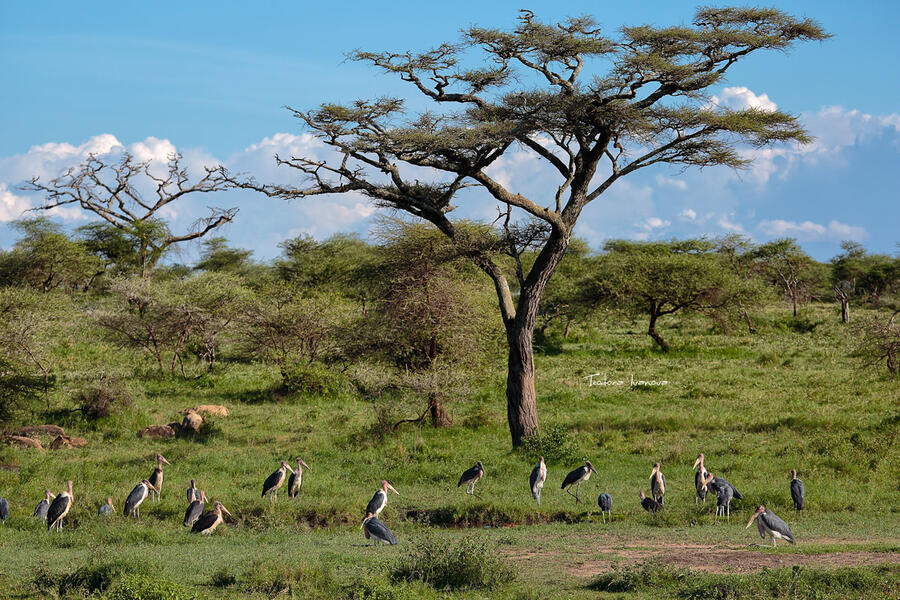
[391,535,516,591]
[239,560,340,598]
[0,358,45,423]
[521,424,580,464]
[32,558,154,597]
[775,314,824,334]
[73,376,136,420]
[281,361,347,396]
[106,574,200,600]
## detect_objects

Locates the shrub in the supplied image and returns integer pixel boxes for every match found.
[32,558,153,597]
[240,560,340,598]
[775,314,823,334]
[281,362,346,396]
[74,376,135,419]
[391,535,516,591]
[521,424,580,464]
[106,574,200,600]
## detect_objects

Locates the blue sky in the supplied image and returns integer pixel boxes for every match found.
[2,1,898,262]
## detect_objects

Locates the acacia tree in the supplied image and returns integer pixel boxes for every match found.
[752,239,819,317]
[22,152,240,278]
[239,8,827,446]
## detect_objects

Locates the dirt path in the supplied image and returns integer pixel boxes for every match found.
[507,539,900,575]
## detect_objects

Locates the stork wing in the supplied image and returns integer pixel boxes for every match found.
[191,510,217,533]
[458,465,478,487]
[262,470,283,497]
[365,517,398,545]
[46,496,68,529]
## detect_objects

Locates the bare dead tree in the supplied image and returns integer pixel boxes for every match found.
[21,152,240,278]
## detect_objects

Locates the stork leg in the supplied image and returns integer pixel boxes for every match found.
[726,503,730,523]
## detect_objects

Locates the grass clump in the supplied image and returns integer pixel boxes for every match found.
[240,559,340,598]
[106,574,200,600]
[391,535,516,591]
[521,424,580,464]
[32,557,153,597]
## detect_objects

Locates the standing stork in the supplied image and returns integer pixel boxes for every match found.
[124,479,156,518]
[639,491,662,514]
[704,473,733,523]
[693,453,710,504]
[362,515,398,546]
[184,490,207,527]
[746,505,796,546]
[147,454,170,504]
[191,501,232,535]
[34,489,54,521]
[598,493,612,523]
[561,461,598,504]
[287,458,311,500]
[790,469,805,510]
[650,462,666,506]
[458,461,484,496]
[366,480,399,518]
[98,497,115,517]
[262,461,294,503]
[186,479,201,503]
[529,456,547,505]
[0,497,7,523]
[47,480,74,531]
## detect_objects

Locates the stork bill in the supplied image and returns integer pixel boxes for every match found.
[363,515,398,546]
[365,480,399,518]
[287,458,311,500]
[747,505,795,547]
[191,501,232,535]
[47,480,74,531]
[458,461,484,496]
[561,461,598,504]
[529,456,547,505]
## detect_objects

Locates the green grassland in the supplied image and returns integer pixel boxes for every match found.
[0,303,898,599]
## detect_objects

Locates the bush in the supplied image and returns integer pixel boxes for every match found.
[0,359,45,424]
[240,560,340,598]
[521,424,580,464]
[391,535,516,591]
[281,362,346,396]
[776,314,823,334]
[74,376,135,419]
[106,574,200,600]
[32,558,153,597]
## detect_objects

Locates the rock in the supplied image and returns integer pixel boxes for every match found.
[137,425,175,439]
[4,435,43,450]
[181,411,203,433]
[49,435,88,450]
[182,404,229,417]
[14,424,66,437]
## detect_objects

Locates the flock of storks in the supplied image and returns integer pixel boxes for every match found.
[2,451,804,547]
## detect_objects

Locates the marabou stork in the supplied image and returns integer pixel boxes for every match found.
[693,453,710,505]
[529,456,547,505]
[147,453,170,503]
[639,491,662,514]
[707,474,743,503]
[184,490,207,527]
[650,462,666,506]
[561,461,598,504]
[363,515,398,546]
[187,479,201,503]
[366,480,399,517]
[747,505,795,546]
[458,461,484,496]
[790,469,805,510]
[0,497,8,523]
[47,480,74,531]
[191,501,232,535]
[98,497,115,517]
[598,492,612,523]
[124,479,157,518]
[262,461,294,503]
[287,458,311,500]
[703,473,733,523]
[34,489,54,521]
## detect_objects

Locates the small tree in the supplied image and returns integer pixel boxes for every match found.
[853,311,900,376]
[236,8,828,446]
[752,239,820,317]
[22,152,241,278]
[581,239,764,351]
[0,287,59,408]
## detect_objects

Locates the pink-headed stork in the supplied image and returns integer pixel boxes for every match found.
[529,456,547,505]
[458,461,484,496]
[124,479,157,518]
[47,480,74,531]
[287,458,311,500]
[366,480,399,518]
[747,505,796,546]
[147,453,170,503]
[561,461,598,504]
[191,501,232,535]
[262,460,294,503]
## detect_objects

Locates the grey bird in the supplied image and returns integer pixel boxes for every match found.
[529,456,547,505]
[704,473,733,523]
[598,492,612,523]
[34,489,54,521]
[790,469,805,510]
[262,461,294,503]
[98,497,115,517]
[124,479,156,518]
[561,461,598,504]
[362,515,398,546]
[747,505,796,546]
[639,491,662,514]
[186,479,201,503]
[0,497,8,522]
[183,490,207,527]
[458,461,484,496]
[707,474,743,501]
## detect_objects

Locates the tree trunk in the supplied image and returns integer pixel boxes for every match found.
[648,310,669,352]
[563,319,572,339]
[841,298,850,323]
[428,394,452,428]
[506,320,538,447]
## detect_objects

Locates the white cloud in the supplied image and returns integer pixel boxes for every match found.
[718,216,746,233]
[679,209,697,221]
[655,175,687,190]
[0,184,31,223]
[758,219,867,242]
[709,86,777,112]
